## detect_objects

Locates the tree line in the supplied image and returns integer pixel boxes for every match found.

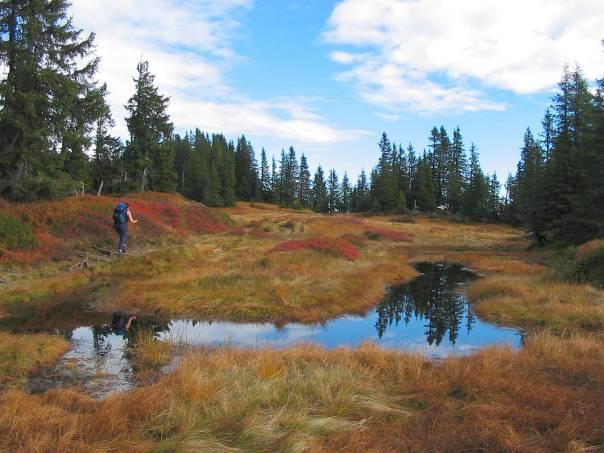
[0,0,500,222]
[1,1,601,245]
[505,65,604,245]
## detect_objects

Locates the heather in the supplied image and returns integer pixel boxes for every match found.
[0,200,603,452]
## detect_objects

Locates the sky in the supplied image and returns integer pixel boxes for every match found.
[71,0,604,180]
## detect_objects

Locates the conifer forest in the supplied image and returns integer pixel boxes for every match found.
[1,1,602,246]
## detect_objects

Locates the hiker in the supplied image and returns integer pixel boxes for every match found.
[111,312,137,335]
[113,202,138,255]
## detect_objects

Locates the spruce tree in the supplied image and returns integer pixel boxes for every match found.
[151,141,177,192]
[312,165,329,213]
[463,143,488,219]
[271,156,280,204]
[298,154,312,208]
[435,126,451,206]
[353,170,370,211]
[92,111,123,195]
[187,131,210,202]
[124,60,174,192]
[278,147,299,207]
[587,78,604,237]
[502,173,519,224]
[235,135,257,200]
[486,172,501,221]
[406,144,417,204]
[447,127,466,213]
[0,0,106,199]
[174,133,193,195]
[372,132,399,211]
[259,148,271,202]
[538,65,594,243]
[340,172,352,212]
[221,139,237,206]
[412,157,436,212]
[515,128,544,229]
[540,108,555,163]
[327,169,340,213]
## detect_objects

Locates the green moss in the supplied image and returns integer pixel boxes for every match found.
[0,212,37,249]
[575,248,604,287]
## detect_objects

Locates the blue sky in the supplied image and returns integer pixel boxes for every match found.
[72,0,604,181]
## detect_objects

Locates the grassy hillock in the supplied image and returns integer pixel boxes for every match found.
[0,192,227,265]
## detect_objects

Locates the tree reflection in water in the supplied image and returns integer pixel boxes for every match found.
[375,263,477,346]
[92,315,171,358]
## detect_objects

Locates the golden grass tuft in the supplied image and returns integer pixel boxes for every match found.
[468,274,604,330]
[0,332,70,388]
[0,334,602,451]
[131,330,173,369]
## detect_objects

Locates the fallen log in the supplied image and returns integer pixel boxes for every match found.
[69,256,89,272]
[91,243,114,257]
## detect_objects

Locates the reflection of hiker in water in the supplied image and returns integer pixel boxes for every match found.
[113,202,138,256]
[111,312,137,335]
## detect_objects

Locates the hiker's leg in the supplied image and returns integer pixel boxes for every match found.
[122,225,128,252]
[116,224,127,253]
[115,225,122,251]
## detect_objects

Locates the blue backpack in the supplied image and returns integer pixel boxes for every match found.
[113,203,128,224]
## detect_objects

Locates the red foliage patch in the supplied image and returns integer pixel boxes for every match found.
[0,231,65,265]
[0,193,227,264]
[270,237,361,261]
[364,227,414,242]
[183,205,227,234]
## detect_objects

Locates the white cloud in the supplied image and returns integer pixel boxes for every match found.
[325,0,604,113]
[374,112,400,122]
[71,0,361,145]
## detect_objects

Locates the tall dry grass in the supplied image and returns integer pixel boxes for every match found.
[0,332,70,388]
[0,333,602,451]
[1,202,603,450]
[468,274,604,331]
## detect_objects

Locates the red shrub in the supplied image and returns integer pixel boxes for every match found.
[270,237,361,261]
[0,193,228,264]
[0,231,65,265]
[183,205,227,234]
[364,227,414,242]
[158,203,183,229]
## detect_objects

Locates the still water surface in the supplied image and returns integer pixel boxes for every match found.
[4,263,522,396]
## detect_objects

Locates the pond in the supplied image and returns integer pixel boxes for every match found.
[2,263,522,397]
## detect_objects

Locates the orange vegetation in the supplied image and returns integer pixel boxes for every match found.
[270,236,361,261]
[576,238,604,259]
[0,192,226,265]
[468,274,604,331]
[0,333,602,451]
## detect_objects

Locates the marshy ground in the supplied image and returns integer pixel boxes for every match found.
[0,196,603,451]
